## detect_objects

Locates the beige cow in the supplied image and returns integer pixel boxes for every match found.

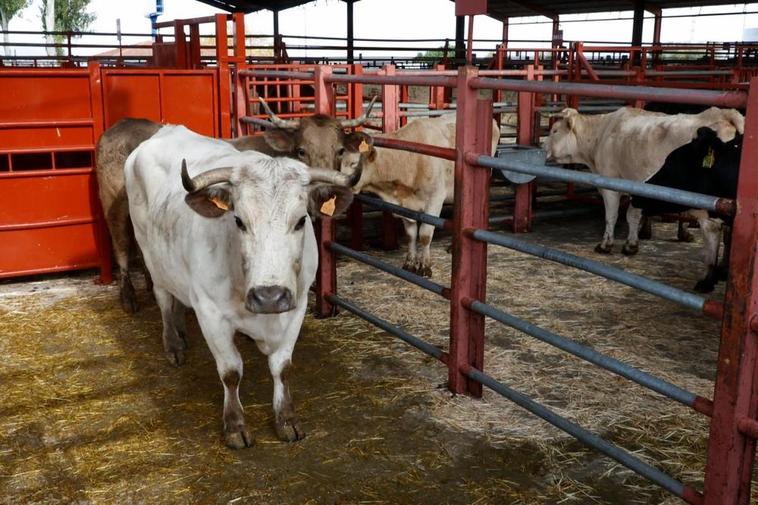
[543,106,744,255]
[340,113,500,277]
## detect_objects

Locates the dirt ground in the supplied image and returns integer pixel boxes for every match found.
[1,205,756,505]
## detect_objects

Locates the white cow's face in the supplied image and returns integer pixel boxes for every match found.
[182,155,352,314]
[544,109,581,164]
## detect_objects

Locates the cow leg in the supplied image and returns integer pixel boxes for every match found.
[639,214,653,240]
[717,224,732,281]
[622,205,642,256]
[153,287,189,366]
[110,201,138,314]
[417,194,446,278]
[401,218,419,273]
[677,219,695,243]
[195,311,253,449]
[693,216,722,293]
[596,189,620,254]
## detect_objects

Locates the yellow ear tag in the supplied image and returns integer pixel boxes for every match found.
[320,196,337,216]
[211,196,229,211]
[702,147,715,169]
[359,140,370,153]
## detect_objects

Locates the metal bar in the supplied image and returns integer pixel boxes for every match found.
[471,77,747,108]
[372,137,456,161]
[238,69,314,79]
[327,294,447,362]
[0,216,95,232]
[737,417,758,439]
[0,120,94,129]
[466,298,713,415]
[461,365,704,504]
[329,242,450,298]
[469,228,710,313]
[470,155,735,216]
[328,73,458,88]
[355,194,448,229]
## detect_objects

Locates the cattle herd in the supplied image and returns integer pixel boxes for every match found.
[94,97,744,448]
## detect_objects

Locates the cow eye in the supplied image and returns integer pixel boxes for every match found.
[337,147,345,156]
[234,216,246,231]
[294,216,307,231]
[297,148,307,159]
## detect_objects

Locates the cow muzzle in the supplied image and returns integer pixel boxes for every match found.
[245,286,295,314]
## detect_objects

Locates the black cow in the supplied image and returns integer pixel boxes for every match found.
[631,126,742,293]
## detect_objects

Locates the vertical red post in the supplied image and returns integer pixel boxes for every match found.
[215,15,233,138]
[233,12,246,64]
[189,23,201,68]
[400,85,409,127]
[703,78,758,505]
[174,21,187,69]
[232,13,247,136]
[88,61,111,285]
[348,64,364,251]
[513,64,535,233]
[449,66,491,397]
[313,65,337,318]
[380,64,400,250]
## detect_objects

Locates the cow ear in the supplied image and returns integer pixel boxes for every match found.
[344,132,373,152]
[560,108,578,131]
[308,184,354,218]
[263,128,296,153]
[185,185,234,218]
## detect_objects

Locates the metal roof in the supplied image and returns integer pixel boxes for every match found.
[195,0,751,18]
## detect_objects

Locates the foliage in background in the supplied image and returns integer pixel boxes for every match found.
[40,0,95,57]
[0,0,30,57]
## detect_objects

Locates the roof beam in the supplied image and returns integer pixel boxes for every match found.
[504,0,558,20]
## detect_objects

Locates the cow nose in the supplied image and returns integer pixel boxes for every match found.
[246,286,294,314]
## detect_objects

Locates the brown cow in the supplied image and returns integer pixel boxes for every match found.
[96,97,376,313]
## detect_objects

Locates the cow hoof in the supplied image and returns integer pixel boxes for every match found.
[693,280,716,294]
[225,426,255,449]
[402,259,416,273]
[275,418,305,442]
[119,281,139,314]
[677,230,695,243]
[419,265,433,278]
[621,243,639,256]
[594,244,612,254]
[165,349,186,367]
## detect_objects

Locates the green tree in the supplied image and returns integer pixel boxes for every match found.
[40,0,95,57]
[0,0,30,57]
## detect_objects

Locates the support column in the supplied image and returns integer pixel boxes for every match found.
[346,0,354,64]
[632,0,644,66]
[313,66,337,318]
[273,10,279,40]
[455,15,465,66]
[449,66,491,397]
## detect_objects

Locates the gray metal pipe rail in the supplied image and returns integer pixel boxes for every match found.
[465,298,713,416]
[462,365,703,504]
[471,76,747,108]
[469,154,736,216]
[355,194,449,229]
[329,242,450,298]
[468,228,714,315]
[238,69,314,80]
[327,294,447,362]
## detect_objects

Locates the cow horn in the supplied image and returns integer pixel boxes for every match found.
[340,95,379,128]
[257,97,300,129]
[308,167,356,187]
[181,159,234,193]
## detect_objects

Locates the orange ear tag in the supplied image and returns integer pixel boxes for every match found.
[320,196,337,216]
[211,196,229,211]
[359,140,370,153]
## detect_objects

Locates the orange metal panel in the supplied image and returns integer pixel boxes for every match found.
[162,73,217,136]
[0,127,93,150]
[102,73,162,127]
[0,223,99,278]
[0,73,92,122]
[0,172,96,229]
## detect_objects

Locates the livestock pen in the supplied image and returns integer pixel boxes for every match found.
[3,12,758,505]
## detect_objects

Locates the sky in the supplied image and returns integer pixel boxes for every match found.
[4,0,758,58]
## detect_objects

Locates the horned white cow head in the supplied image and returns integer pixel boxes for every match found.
[181,155,352,314]
[544,108,582,165]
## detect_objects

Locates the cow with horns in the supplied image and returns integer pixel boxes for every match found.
[124,125,354,448]
[95,97,376,313]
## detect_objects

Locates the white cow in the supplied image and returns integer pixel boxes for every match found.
[124,125,352,448]
[543,106,744,256]
[340,113,500,277]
